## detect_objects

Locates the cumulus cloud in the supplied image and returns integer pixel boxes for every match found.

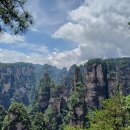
[1,0,130,68]
[53,0,130,61]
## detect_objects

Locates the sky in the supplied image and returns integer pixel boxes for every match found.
[0,0,130,68]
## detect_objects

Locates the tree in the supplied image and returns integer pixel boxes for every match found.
[31,112,45,130]
[31,73,51,113]
[38,73,51,112]
[0,105,7,130]
[0,0,33,34]
[44,105,57,130]
[67,82,86,128]
[2,102,31,130]
[88,95,130,130]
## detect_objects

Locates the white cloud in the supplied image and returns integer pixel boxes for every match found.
[47,47,81,68]
[1,0,130,68]
[53,0,130,62]
[0,48,81,68]
[0,33,49,55]
[0,32,25,44]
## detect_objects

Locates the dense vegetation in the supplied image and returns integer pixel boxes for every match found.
[1,94,130,130]
[1,58,130,129]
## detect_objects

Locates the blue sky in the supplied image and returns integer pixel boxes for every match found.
[0,0,130,68]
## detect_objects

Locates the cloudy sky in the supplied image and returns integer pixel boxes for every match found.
[0,0,130,68]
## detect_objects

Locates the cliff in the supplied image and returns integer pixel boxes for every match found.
[1,58,130,129]
[0,63,36,108]
[62,58,130,127]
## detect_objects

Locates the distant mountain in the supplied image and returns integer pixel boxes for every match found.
[34,64,68,86]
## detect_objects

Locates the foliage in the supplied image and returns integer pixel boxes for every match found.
[0,105,7,130]
[0,0,33,34]
[31,112,45,130]
[85,59,105,72]
[2,102,31,130]
[66,82,85,127]
[68,82,84,110]
[107,71,117,79]
[87,95,130,130]
[38,73,51,95]
[124,95,130,112]
[51,82,63,98]
[31,73,51,113]
[44,105,60,130]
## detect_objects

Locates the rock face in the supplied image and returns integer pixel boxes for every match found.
[63,58,130,127]
[38,73,51,112]
[106,58,130,97]
[0,63,36,108]
[1,58,130,129]
[84,59,108,108]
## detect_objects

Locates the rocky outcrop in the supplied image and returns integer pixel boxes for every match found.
[67,58,130,109]
[37,73,51,112]
[1,58,130,109]
[84,59,108,108]
[0,63,36,108]
[1,58,130,129]
[66,64,77,90]
[106,58,130,96]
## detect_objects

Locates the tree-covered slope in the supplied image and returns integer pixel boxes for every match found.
[1,58,130,130]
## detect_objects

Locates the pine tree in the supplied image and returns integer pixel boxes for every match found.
[0,0,33,34]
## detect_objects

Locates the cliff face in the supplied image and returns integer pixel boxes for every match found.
[0,63,36,108]
[0,63,68,110]
[84,59,108,108]
[1,58,130,129]
[1,58,130,110]
[106,58,130,97]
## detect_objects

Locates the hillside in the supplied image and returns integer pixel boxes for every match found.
[1,57,130,129]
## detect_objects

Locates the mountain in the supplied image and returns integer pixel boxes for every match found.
[1,58,130,129]
[0,63,36,108]
[34,64,67,86]
[0,62,68,108]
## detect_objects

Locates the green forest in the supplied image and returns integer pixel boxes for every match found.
[1,84,130,130]
[1,58,130,130]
